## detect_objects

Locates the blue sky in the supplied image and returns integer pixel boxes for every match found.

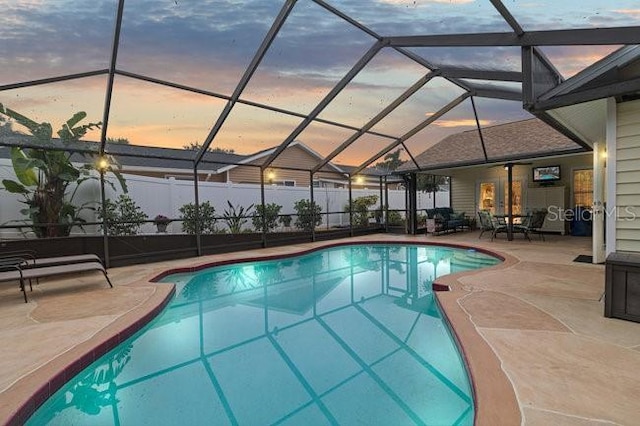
[0,0,638,165]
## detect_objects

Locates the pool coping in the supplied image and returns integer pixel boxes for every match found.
[2,239,520,426]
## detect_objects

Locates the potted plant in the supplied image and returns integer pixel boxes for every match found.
[154,214,171,233]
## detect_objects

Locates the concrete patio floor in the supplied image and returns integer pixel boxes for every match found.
[1,231,639,425]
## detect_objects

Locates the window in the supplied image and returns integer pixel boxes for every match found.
[479,182,495,214]
[503,180,522,215]
[272,180,295,187]
[573,169,593,207]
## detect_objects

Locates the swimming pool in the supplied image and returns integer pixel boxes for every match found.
[27,243,499,425]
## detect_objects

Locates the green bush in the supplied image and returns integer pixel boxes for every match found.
[252,203,282,233]
[98,194,147,236]
[345,195,379,227]
[387,210,404,226]
[179,201,217,234]
[279,214,292,228]
[293,199,322,231]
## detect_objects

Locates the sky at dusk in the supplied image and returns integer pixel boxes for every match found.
[1,0,639,167]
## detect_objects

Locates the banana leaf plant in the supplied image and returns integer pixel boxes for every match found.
[0,104,127,238]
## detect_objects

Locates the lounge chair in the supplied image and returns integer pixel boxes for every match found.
[0,261,113,303]
[0,250,104,268]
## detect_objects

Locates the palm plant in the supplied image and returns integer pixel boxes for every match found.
[0,104,126,238]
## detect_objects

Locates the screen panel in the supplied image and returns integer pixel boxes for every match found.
[371,77,466,137]
[503,0,640,31]
[536,46,623,78]
[241,0,376,115]
[117,0,284,96]
[207,103,303,161]
[319,48,429,128]
[409,47,522,72]
[323,0,511,36]
[0,76,108,143]
[0,0,116,85]
[106,75,227,151]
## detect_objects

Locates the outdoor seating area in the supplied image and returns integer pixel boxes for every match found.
[425,207,471,235]
[476,209,549,242]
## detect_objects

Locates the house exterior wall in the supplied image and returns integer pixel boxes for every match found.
[121,169,226,182]
[448,153,592,216]
[615,99,640,252]
[228,145,346,187]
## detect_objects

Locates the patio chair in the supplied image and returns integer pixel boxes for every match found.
[513,213,533,242]
[477,210,502,239]
[526,209,548,241]
[0,261,113,303]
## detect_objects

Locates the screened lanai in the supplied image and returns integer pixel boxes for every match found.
[1,0,640,266]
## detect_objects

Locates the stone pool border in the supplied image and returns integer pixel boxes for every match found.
[3,239,520,426]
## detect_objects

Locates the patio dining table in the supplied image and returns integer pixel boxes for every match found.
[492,214,531,241]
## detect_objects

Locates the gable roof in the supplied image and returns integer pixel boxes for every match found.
[0,135,248,172]
[0,135,384,176]
[214,140,345,174]
[397,118,587,173]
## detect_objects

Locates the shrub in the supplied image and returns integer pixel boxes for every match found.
[387,210,404,226]
[221,201,253,234]
[179,201,217,234]
[279,214,292,228]
[252,203,282,233]
[345,195,379,227]
[98,194,148,236]
[293,199,322,231]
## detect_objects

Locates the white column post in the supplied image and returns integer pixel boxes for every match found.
[605,97,617,258]
[592,141,606,263]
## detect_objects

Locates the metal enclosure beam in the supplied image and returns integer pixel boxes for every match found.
[439,68,522,82]
[387,27,640,47]
[261,41,385,171]
[522,46,564,110]
[471,97,489,162]
[195,0,297,166]
[534,77,640,111]
[98,0,126,156]
[0,70,109,92]
[351,93,470,175]
[472,88,522,101]
[401,141,421,171]
[311,72,436,174]
[489,0,524,35]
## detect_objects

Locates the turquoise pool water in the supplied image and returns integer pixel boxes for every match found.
[27,244,499,426]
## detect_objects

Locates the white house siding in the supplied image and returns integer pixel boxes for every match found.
[450,171,477,215]
[448,154,592,217]
[616,100,640,252]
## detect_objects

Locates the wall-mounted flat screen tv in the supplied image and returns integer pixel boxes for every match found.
[532,165,561,182]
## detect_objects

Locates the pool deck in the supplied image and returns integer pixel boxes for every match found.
[1,232,639,425]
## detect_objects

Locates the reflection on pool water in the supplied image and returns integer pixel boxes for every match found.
[27,244,499,426]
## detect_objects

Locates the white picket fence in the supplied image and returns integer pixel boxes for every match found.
[0,159,449,237]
